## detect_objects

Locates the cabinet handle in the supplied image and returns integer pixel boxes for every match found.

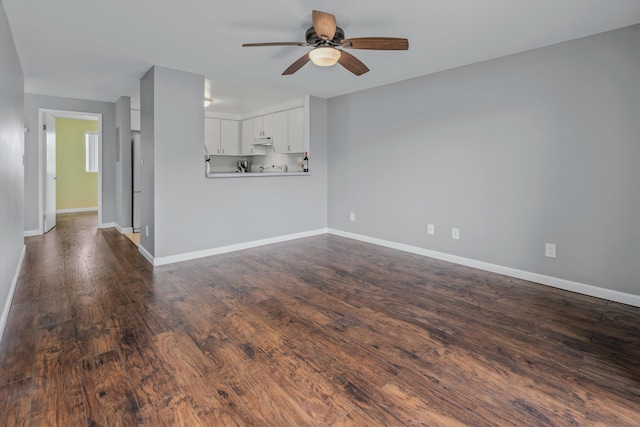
[273,146,276,152]
[288,145,291,151]
[217,148,220,153]
[250,148,253,154]
[222,148,224,154]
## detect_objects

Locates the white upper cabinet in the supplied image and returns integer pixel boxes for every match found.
[253,112,287,140]
[242,106,305,155]
[286,107,305,153]
[242,119,266,155]
[241,119,254,155]
[205,117,221,155]
[268,111,288,153]
[253,116,266,139]
[220,120,239,156]
[206,118,239,156]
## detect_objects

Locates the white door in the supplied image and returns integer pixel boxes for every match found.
[44,113,57,233]
[132,133,141,232]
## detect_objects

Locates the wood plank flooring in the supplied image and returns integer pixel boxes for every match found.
[1,212,639,426]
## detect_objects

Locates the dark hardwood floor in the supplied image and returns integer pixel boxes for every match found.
[1,212,639,426]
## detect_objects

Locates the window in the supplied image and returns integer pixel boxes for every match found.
[85,132,99,172]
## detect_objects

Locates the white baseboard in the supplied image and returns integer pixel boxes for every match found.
[328,229,640,308]
[24,229,42,237]
[152,228,328,266]
[0,245,26,344]
[56,207,98,214]
[115,224,133,234]
[138,244,154,265]
[99,222,116,229]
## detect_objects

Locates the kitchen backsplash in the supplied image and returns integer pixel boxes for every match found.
[207,152,306,173]
[250,152,305,173]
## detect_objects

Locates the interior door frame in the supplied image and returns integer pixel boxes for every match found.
[38,108,103,233]
[132,131,141,233]
[43,112,56,233]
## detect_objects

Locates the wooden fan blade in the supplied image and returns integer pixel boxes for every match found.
[341,37,409,50]
[243,42,309,47]
[282,53,311,75]
[312,10,336,40]
[337,50,369,76]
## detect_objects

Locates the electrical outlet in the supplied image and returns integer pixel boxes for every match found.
[349,212,355,222]
[145,225,149,237]
[427,224,434,235]
[452,228,460,240]
[545,243,556,258]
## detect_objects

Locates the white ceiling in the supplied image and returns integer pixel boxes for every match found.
[4,0,640,115]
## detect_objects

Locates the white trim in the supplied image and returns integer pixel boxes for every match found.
[38,111,43,234]
[240,99,305,121]
[328,229,640,308]
[99,222,116,229]
[115,224,134,234]
[24,229,42,237]
[56,207,98,214]
[138,245,154,265]
[152,228,328,266]
[97,116,103,227]
[0,245,26,344]
[204,111,242,121]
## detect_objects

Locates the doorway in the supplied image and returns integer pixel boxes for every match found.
[39,109,103,233]
[124,130,142,247]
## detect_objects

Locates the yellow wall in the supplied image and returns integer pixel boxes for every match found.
[56,118,99,210]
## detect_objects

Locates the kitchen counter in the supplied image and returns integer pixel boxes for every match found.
[207,172,311,178]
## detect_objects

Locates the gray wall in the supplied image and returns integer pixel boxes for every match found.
[152,66,203,258]
[115,96,132,230]
[142,66,327,260]
[0,2,24,335]
[24,94,116,231]
[327,25,640,296]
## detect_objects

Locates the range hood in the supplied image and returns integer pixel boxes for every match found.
[252,136,273,146]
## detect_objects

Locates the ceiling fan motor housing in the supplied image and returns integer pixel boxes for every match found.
[305,26,345,46]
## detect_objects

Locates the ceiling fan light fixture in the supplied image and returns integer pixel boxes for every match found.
[204,97,214,107]
[309,47,341,67]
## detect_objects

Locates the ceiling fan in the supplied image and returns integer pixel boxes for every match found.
[242,10,409,76]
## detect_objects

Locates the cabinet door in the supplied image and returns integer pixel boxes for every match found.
[242,119,267,156]
[220,120,239,155]
[253,116,264,139]
[241,119,254,155]
[205,118,221,155]
[287,107,305,153]
[268,111,288,153]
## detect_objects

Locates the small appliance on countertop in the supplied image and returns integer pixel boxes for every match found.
[237,160,249,173]
[258,164,288,173]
